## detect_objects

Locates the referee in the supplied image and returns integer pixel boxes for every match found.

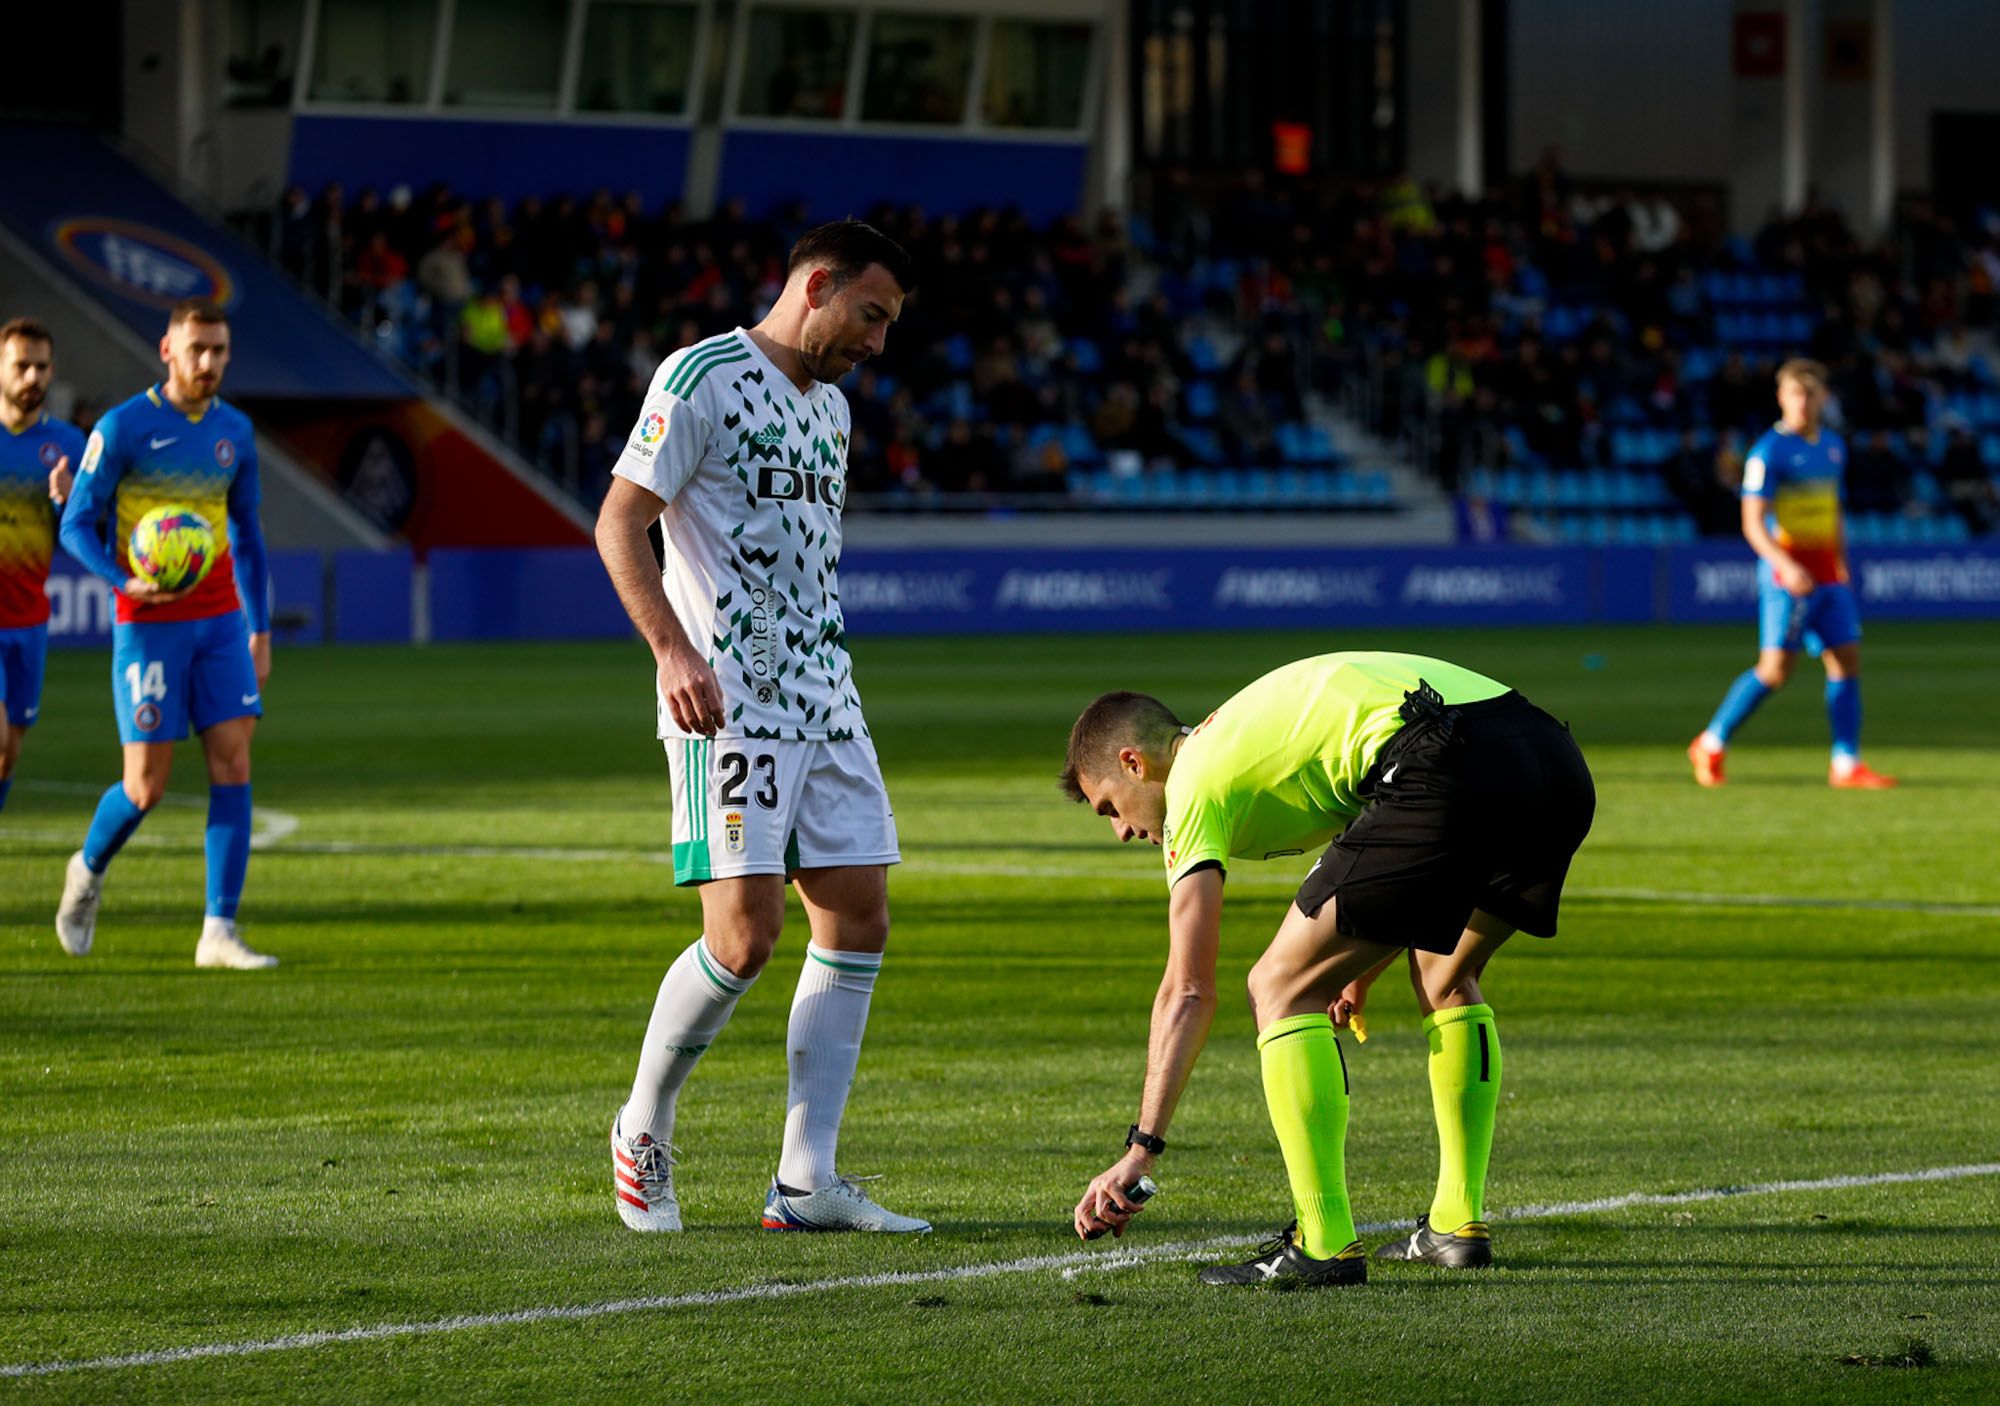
[1060,652,1594,1286]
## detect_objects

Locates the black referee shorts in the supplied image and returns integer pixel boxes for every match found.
[1295,686,1596,955]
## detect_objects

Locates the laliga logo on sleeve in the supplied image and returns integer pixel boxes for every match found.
[639,413,666,444]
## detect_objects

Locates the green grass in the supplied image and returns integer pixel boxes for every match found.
[3,622,1999,1403]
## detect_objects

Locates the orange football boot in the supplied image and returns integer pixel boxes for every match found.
[1830,762,1898,789]
[1687,738,1726,787]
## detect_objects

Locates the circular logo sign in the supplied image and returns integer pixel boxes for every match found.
[38,440,61,467]
[639,412,667,444]
[215,438,236,468]
[134,702,162,733]
[50,218,237,312]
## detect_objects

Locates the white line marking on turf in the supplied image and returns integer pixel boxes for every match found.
[14,809,1996,918]
[10,798,1996,918]
[1061,1161,2000,1282]
[0,1238,1246,1381]
[4,1163,1997,1380]
[11,780,299,848]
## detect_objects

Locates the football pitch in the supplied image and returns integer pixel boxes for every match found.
[3,621,1998,1403]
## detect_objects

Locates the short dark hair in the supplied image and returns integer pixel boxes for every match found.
[787,220,916,295]
[1060,691,1186,802]
[0,316,53,349]
[168,300,229,330]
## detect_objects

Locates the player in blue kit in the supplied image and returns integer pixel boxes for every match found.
[0,317,85,813]
[54,300,279,967]
[1689,359,1896,789]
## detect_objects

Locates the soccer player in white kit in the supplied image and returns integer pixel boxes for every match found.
[595,221,927,1233]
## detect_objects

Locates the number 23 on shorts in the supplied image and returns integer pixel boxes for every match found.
[716,750,779,809]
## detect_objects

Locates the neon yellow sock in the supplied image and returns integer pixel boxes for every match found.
[1426,1003,1500,1232]
[1256,1012,1360,1259]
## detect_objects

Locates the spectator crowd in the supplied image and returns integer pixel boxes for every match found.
[258,156,2000,537]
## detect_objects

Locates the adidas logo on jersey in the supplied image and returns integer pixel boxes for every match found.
[751,424,787,449]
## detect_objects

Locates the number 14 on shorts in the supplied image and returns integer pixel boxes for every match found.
[125,660,167,705]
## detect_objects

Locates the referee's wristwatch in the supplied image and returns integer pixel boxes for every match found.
[1125,1124,1166,1156]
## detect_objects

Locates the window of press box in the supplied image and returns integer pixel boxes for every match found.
[577,1,700,114]
[736,7,856,119]
[226,0,304,108]
[985,19,1093,130]
[444,0,571,109]
[860,13,975,125]
[308,0,439,105]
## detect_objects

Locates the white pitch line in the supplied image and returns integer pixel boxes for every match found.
[0,1237,1245,1381]
[5,1163,1997,1380]
[9,812,1996,918]
[1062,1161,2000,1282]
[11,780,299,848]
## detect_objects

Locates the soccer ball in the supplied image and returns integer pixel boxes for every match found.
[129,506,218,592]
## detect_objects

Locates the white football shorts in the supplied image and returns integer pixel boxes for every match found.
[665,736,900,885]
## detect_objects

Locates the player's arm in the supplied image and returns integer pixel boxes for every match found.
[1738,444,1812,595]
[229,435,273,683]
[1073,865,1224,1239]
[57,418,182,602]
[596,479,723,736]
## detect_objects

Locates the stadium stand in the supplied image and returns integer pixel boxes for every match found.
[247,159,2000,541]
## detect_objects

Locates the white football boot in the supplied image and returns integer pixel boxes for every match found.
[762,1174,932,1233]
[195,917,279,970]
[612,1110,682,1231]
[55,851,103,957]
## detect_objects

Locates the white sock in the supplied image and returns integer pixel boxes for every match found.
[777,944,882,1192]
[624,936,756,1144]
[1697,731,1725,754]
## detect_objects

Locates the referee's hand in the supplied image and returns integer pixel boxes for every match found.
[1075,1149,1154,1240]
[658,644,725,736]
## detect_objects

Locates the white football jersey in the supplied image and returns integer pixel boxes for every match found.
[612,329,865,741]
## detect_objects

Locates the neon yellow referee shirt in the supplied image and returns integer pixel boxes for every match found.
[1161,653,1510,886]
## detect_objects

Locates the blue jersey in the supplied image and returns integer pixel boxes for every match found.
[0,412,85,627]
[60,385,269,629]
[1742,423,1847,585]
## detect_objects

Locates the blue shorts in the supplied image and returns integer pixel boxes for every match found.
[0,623,48,728]
[1757,574,1862,656]
[111,613,263,744]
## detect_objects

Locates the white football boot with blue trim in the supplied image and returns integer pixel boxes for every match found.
[762,1175,931,1233]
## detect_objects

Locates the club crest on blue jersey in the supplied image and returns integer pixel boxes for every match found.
[215,438,236,468]
[38,441,61,467]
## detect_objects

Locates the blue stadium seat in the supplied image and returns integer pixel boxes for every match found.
[1067,338,1102,375]
[1185,380,1219,421]
[1179,426,1223,464]
[1061,423,1102,465]
[1185,335,1222,375]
